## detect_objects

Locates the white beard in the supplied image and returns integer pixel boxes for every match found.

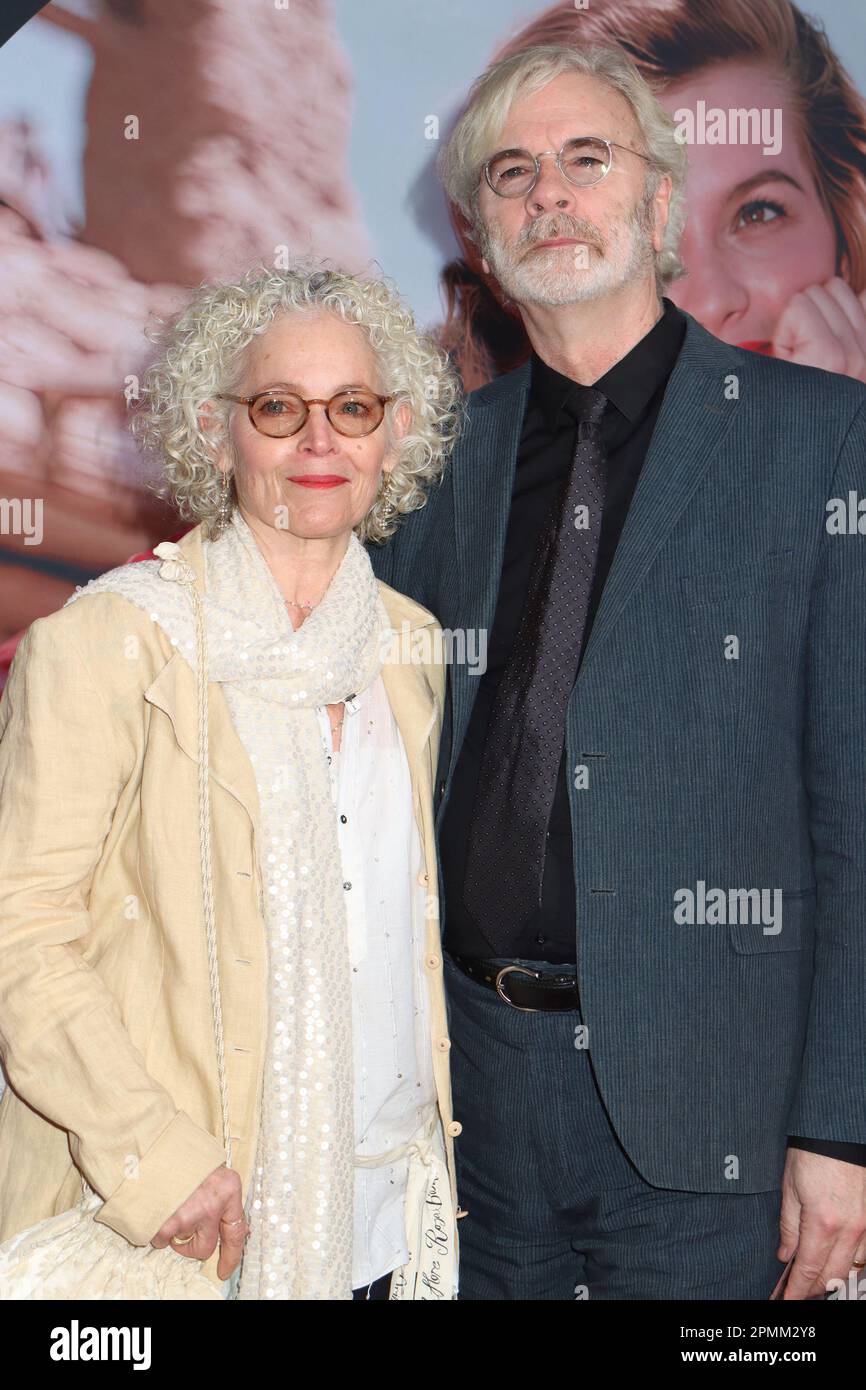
[480,199,656,308]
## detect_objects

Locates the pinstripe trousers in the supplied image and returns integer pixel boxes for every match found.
[444,952,789,1301]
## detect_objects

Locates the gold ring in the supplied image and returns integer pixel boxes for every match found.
[852,1259,866,1269]
[222,1217,246,1227]
[170,1232,196,1245]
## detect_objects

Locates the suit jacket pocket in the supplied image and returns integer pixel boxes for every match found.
[680,550,794,607]
[726,888,815,954]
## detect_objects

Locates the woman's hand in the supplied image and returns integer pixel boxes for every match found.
[773,277,866,383]
[150,1162,249,1279]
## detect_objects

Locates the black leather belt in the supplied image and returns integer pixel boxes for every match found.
[449,953,580,1012]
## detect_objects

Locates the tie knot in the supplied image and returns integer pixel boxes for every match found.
[564,384,606,428]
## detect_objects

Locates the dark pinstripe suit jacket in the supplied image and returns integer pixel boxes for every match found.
[367,309,866,1192]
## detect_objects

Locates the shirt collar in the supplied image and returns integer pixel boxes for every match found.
[530,297,687,430]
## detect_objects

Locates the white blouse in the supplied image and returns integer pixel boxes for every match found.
[315,673,437,1289]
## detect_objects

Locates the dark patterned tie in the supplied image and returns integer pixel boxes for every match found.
[462,385,607,954]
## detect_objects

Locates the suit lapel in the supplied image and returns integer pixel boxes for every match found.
[449,313,746,738]
[450,361,531,760]
[576,315,745,680]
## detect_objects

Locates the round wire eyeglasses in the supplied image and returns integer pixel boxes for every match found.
[217,388,394,438]
[483,136,651,197]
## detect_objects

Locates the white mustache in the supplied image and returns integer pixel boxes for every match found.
[520,218,605,252]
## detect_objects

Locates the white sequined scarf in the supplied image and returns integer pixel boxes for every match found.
[65,509,391,1300]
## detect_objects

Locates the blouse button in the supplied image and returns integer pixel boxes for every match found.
[425,953,441,970]
[417,870,428,886]
[340,814,347,823]
[446,1121,462,1137]
[343,881,352,891]
[436,1037,452,1052]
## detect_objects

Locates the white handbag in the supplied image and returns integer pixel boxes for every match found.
[0,553,231,1300]
[0,1188,224,1300]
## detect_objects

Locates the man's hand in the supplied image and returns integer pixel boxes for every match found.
[150,1163,249,1280]
[779,1148,866,1299]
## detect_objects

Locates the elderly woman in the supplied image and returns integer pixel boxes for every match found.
[0,264,464,1300]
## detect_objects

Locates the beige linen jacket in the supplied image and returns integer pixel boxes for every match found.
[0,523,458,1292]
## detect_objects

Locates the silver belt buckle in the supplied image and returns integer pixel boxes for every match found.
[495,964,541,1012]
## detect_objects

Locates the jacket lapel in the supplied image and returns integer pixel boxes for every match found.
[142,527,440,834]
[576,313,745,681]
[143,649,264,827]
[450,361,530,761]
[448,312,746,750]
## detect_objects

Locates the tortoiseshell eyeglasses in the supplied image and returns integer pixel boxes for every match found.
[217,388,394,438]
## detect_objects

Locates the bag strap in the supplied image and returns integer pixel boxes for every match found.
[187,563,233,1170]
[78,545,232,1202]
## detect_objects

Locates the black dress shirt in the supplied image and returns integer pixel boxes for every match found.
[441,297,686,962]
[438,297,866,1167]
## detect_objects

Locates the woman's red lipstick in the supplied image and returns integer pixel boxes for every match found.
[288,475,349,489]
[738,340,774,355]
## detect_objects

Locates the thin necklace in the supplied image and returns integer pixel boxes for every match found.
[283,596,317,612]
[329,706,345,736]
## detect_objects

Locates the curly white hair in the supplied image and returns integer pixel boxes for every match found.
[132,261,466,543]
